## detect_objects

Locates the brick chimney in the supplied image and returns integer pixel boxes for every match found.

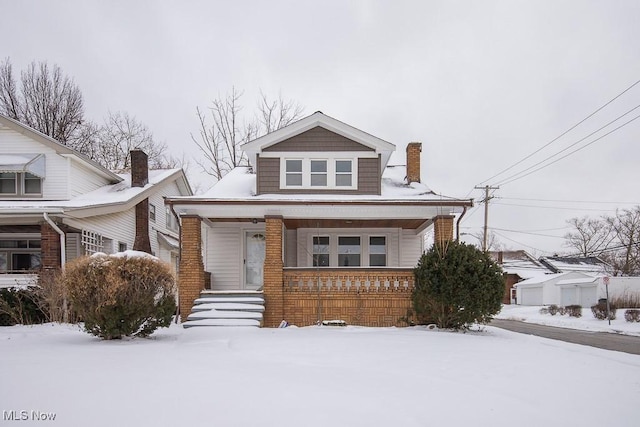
[131,150,152,253]
[131,149,149,187]
[406,142,421,184]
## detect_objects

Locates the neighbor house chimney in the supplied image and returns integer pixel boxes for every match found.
[131,149,149,188]
[406,142,421,184]
[131,150,152,253]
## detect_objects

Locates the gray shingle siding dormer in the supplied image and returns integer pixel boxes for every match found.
[256,127,381,195]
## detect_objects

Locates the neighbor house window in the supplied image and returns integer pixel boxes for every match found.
[285,160,303,186]
[0,239,42,273]
[118,242,127,252]
[338,236,361,267]
[165,206,178,231]
[369,236,386,266]
[313,236,330,267]
[23,173,42,194]
[149,204,156,222]
[335,160,353,187]
[0,173,17,194]
[310,160,327,186]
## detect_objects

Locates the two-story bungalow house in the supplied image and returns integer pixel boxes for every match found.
[167,112,473,328]
[0,114,192,288]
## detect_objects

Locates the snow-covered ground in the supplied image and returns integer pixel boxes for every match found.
[1,317,639,427]
[496,305,640,336]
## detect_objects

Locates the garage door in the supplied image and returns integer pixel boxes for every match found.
[520,287,543,306]
[561,287,578,306]
[579,286,598,307]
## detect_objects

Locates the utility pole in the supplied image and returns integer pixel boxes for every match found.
[474,185,499,251]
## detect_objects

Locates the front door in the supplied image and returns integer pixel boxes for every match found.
[245,232,266,290]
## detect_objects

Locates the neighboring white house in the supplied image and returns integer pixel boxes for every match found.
[515,272,599,306]
[0,114,192,288]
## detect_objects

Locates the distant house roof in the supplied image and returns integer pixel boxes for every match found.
[489,250,553,280]
[538,256,610,275]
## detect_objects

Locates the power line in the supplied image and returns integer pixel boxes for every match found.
[495,107,640,186]
[492,231,552,254]
[489,227,565,239]
[477,78,640,186]
[493,202,619,212]
[499,197,640,205]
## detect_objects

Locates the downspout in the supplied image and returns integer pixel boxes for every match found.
[43,212,65,270]
[455,205,468,242]
[167,200,182,323]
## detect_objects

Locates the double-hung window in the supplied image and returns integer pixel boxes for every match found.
[310,160,327,186]
[335,160,353,187]
[338,236,361,267]
[0,173,17,194]
[285,160,303,186]
[312,236,330,267]
[369,236,386,266]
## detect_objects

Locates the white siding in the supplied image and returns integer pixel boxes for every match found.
[206,223,242,290]
[63,210,137,257]
[285,228,297,267]
[68,159,112,197]
[148,179,182,261]
[399,229,423,268]
[0,128,71,199]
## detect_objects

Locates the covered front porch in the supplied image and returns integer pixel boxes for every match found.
[175,201,461,326]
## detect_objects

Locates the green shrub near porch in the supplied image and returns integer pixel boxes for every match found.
[412,241,504,330]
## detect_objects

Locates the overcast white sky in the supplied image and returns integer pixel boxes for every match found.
[2,0,639,255]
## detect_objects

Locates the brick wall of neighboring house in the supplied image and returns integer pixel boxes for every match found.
[133,199,152,253]
[503,273,519,304]
[406,142,422,184]
[40,221,61,270]
[433,215,454,246]
[178,215,204,321]
[263,216,284,327]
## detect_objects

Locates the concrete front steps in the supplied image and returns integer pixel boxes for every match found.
[183,290,265,328]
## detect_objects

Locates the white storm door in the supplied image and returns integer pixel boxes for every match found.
[245,232,266,290]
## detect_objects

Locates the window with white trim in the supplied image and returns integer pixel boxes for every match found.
[0,172,43,196]
[0,173,17,194]
[285,159,303,186]
[369,236,386,266]
[335,160,353,187]
[165,206,178,231]
[24,173,42,194]
[310,160,327,187]
[312,236,330,267]
[149,204,156,222]
[338,236,361,267]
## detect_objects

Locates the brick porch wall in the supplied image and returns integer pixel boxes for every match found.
[433,215,454,247]
[40,221,61,270]
[178,215,204,321]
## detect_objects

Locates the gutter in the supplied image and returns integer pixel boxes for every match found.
[43,213,66,271]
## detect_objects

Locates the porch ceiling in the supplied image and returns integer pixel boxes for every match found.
[204,217,431,230]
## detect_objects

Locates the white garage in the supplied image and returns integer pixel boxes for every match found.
[520,286,543,306]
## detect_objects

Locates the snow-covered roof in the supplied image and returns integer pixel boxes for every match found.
[489,250,553,280]
[196,165,466,204]
[0,168,185,215]
[539,256,610,274]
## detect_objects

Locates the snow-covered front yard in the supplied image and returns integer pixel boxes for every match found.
[1,310,639,427]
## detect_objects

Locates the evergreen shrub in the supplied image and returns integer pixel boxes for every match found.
[412,241,504,330]
[0,286,47,326]
[63,252,176,339]
[565,305,582,318]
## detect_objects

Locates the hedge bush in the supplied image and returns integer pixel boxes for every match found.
[591,301,617,321]
[412,241,504,330]
[0,286,47,326]
[63,252,176,339]
[565,305,582,318]
[624,309,640,322]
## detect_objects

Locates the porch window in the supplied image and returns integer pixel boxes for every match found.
[312,236,330,267]
[338,236,361,267]
[310,160,327,186]
[0,173,17,194]
[335,160,352,187]
[285,160,303,186]
[0,239,42,273]
[369,236,386,266]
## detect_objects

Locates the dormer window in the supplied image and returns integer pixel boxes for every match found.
[280,157,357,190]
[24,173,42,194]
[285,160,303,186]
[0,154,45,197]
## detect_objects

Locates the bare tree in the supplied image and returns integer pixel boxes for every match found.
[192,87,304,179]
[605,207,640,276]
[563,216,614,257]
[0,58,84,142]
[70,111,171,172]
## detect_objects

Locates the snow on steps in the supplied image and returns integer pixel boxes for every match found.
[183,290,265,328]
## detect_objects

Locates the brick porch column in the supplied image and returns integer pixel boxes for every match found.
[178,215,205,322]
[263,216,284,327]
[40,221,62,270]
[433,215,455,248]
